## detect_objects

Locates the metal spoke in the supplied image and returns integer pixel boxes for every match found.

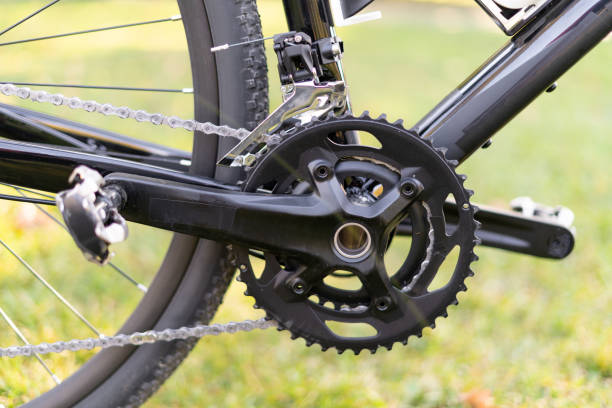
[10,185,148,293]
[0,82,193,94]
[0,193,55,206]
[0,15,182,47]
[0,182,55,199]
[107,263,148,293]
[0,306,61,384]
[0,0,61,38]
[0,238,102,337]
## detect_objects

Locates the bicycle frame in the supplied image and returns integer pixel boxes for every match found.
[0,0,609,257]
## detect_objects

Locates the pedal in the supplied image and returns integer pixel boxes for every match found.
[510,196,575,229]
[398,197,576,259]
[56,166,128,265]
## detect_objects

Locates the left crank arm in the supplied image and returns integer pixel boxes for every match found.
[104,173,339,263]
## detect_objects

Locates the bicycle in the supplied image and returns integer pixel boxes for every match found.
[0,0,609,406]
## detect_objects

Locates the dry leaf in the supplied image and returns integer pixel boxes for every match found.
[461,389,497,408]
[15,205,55,230]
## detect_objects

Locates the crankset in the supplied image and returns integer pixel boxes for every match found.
[236,113,479,353]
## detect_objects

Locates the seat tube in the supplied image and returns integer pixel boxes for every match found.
[281,0,343,82]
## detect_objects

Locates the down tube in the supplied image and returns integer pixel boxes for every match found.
[413,0,611,164]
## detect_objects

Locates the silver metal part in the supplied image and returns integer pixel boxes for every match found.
[0,318,275,358]
[510,196,575,229]
[333,222,372,260]
[56,166,128,265]
[217,81,348,167]
[0,83,249,140]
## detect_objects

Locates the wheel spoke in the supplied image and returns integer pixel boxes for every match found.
[0,238,102,337]
[0,0,61,38]
[107,263,148,293]
[0,15,182,47]
[0,182,55,199]
[0,306,61,384]
[9,185,148,293]
[0,82,193,94]
[0,193,55,206]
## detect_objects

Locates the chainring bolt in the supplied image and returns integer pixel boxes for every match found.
[290,278,307,295]
[375,296,392,312]
[400,178,423,199]
[314,164,332,180]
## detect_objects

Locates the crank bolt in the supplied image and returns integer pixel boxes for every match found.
[400,178,423,199]
[375,296,392,312]
[290,278,307,295]
[314,164,332,181]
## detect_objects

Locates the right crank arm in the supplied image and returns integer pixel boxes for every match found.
[397,201,575,259]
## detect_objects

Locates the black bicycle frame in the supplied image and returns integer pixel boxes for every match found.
[0,0,609,258]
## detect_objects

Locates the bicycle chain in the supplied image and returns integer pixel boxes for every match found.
[0,83,251,140]
[0,83,278,358]
[0,319,276,358]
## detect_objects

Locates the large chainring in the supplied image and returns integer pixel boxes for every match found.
[236,113,479,353]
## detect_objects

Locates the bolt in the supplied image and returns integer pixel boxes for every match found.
[280,84,295,95]
[242,153,257,167]
[331,43,342,57]
[314,164,332,180]
[375,296,391,312]
[400,178,423,199]
[266,134,282,145]
[290,278,307,295]
[294,34,303,43]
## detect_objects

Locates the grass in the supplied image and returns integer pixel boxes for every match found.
[0,0,611,407]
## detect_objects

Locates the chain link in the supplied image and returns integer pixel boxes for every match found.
[0,83,276,357]
[0,83,251,140]
[0,319,275,358]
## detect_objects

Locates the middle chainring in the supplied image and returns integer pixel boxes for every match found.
[236,113,479,353]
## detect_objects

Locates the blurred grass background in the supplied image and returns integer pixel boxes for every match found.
[0,0,610,407]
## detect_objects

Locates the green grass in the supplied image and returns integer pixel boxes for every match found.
[1,1,611,407]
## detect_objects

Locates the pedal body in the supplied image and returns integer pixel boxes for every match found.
[56,166,127,264]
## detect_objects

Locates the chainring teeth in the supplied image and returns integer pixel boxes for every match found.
[237,113,480,353]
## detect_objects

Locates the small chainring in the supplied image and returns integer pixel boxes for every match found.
[236,113,479,354]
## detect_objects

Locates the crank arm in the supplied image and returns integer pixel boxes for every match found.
[104,173,338,262]
[217,80,347,167]
[397,201,575,259]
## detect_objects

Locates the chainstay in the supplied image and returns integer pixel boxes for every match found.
[0,83,250,140]
[0,318,275,358]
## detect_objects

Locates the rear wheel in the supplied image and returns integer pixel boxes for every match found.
[0,1,267,406]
